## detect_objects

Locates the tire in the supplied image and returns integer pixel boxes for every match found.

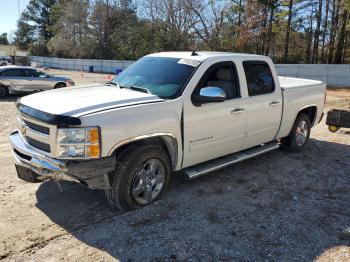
[54,83,66,89]
[328,125,340,133]
[105,143,171,211]
[281,113,311,152]
[0,86,9,98]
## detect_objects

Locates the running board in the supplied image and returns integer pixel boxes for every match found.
[183,142,279,180]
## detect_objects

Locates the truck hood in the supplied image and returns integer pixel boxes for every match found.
[19,84,164,117]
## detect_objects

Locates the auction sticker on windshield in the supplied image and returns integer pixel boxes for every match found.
[178,58,201,67]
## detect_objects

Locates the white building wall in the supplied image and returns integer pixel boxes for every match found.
[29,56,350,87]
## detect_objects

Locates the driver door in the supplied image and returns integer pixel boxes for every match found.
[182,61,247,168]
[25,69,51,90]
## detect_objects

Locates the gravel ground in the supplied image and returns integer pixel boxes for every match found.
[0,72,349,261]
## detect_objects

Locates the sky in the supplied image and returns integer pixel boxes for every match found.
[1,0,30,40]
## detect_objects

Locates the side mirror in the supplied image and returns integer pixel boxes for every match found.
[192,87,226,104]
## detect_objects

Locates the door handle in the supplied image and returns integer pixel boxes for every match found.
[231,108,245,114]
[269,101,280,107]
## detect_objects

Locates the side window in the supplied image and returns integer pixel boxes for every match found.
[36,70,46,77]
[194,62,240,100]
[243,61,275,96]
[3,69,27,77]
[25,69,39,77]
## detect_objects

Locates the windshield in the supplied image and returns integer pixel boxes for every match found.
[110,57,197,99]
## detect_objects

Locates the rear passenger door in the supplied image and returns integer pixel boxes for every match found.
[241,61,282,149]
[1,69,29,91]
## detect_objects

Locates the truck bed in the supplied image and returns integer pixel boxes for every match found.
[276,76,326,140]
[278,76,324,90]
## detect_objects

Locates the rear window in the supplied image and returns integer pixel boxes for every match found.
[243,61,275,96]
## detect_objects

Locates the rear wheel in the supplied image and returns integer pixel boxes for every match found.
[105,143,171,211]
[0,86,9,98]
[54,82,66,89]
[281,113,311,152]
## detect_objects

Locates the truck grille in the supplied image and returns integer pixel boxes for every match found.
[17,113,54,155]
[24,136,51,152]
[23,120,50,135]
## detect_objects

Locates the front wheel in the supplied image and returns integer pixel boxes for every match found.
[105,144,171,211]
[281,113,311,152]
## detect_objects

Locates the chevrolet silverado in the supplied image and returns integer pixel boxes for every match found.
[10,52,326,210]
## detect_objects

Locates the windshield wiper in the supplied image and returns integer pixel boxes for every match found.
[107,81,120,88]
[123,86,151,94]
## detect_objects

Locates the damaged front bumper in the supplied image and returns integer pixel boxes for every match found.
[9,130,115,189]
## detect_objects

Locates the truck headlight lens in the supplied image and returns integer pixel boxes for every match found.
[56,127,100,159]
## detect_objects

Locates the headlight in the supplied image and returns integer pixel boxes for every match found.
[56,127,100,159]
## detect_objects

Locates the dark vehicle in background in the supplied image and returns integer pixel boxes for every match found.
[0,66,75,98]
[326,109,350,132]
[0,57,10,66]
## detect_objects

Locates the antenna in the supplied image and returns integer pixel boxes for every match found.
[191,50,198,56]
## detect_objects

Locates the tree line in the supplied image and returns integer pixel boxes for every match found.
[12,0,350,63]
[0,33,9,45]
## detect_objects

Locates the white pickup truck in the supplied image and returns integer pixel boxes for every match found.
[10,52,326,210]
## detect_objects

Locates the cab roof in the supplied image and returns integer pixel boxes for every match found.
[147,51,267,62]
[0,65,38,71]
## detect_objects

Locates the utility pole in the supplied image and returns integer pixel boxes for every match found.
[18,0,20,19]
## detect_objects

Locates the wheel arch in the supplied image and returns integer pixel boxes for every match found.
[54,82,67,88]
[296,105,318,126]
[108,133,178,170]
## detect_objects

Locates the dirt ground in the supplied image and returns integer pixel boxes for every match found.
[0,71,350,261]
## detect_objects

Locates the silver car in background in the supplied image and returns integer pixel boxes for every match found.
[0,66,75,98]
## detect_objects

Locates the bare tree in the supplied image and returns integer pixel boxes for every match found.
[48,0,92,58]
[284,0,293,62]
[311,0,323,63]
[187,0,232,50]
[142,0,197,50]
[334,6,348,63]
[328,0,340,63]
[321,0,329,63]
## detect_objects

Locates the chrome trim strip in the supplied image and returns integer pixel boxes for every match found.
[297,104,318,126]
[10,130,66,174]
[17,111,58,158]
[17,129,54,157]
[24,125,50,143]
[107,133,177,156]
[10,131,112,188]
[18,112,52,129]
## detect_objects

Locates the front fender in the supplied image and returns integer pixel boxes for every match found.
[79,98,183,169]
